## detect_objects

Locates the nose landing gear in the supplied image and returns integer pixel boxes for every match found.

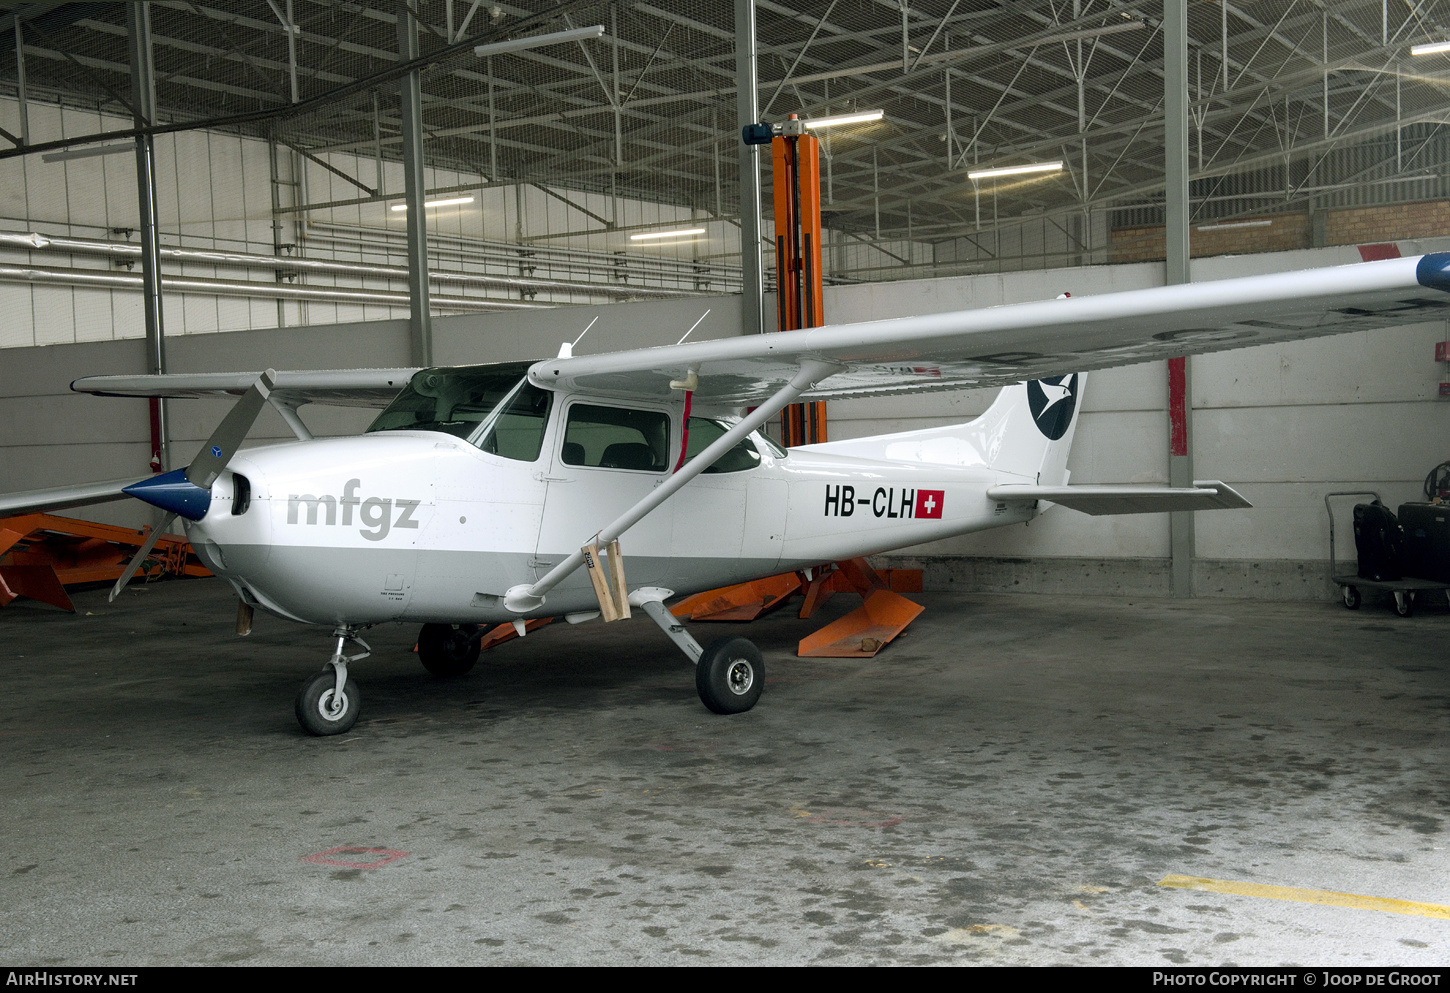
[295,627,370,736]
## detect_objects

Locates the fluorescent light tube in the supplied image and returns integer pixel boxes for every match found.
[968,161,1064,180]
[1196,220,1272,231]
[803,110,885,129]
[41,143,136,164]
[629,228,706,241]
[474,25,604,59]
[390,196,476,212]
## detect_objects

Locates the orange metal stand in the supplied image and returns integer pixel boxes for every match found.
[772,119,828,447]
[0,513,211,611]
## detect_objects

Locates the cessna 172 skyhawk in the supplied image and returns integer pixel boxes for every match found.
[5,252,1450,735]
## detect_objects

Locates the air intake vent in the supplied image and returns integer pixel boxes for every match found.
[231,473,251,515]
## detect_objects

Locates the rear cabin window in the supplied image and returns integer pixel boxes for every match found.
[562,404,670,472]
[681,417,763,473]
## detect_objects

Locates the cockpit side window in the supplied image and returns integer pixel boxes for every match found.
[366,363,534,439]
[477,383,552,461]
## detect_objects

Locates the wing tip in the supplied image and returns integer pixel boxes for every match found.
[1416,251,1450,293]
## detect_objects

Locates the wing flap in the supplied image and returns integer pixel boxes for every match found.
[987,480,1251,516]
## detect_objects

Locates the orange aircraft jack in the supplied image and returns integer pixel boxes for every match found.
[0,513,211,612]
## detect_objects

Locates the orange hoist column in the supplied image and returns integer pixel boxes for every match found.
[772,118,827,447]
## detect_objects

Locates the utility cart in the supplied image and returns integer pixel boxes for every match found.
[1325,491,1450,617]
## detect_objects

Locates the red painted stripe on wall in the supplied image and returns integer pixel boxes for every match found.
[1168,356,1188,457]
[1357,243,1401,262]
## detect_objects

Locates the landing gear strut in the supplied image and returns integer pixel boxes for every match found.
[633,587,764,715]
[295,627,370,736]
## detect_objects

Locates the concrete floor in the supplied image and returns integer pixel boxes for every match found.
[2,576,1448,966]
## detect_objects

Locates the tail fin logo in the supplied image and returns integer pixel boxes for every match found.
[1027,374,1079,440]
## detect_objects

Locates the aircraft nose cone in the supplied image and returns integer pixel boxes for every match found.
[123,468,213,521]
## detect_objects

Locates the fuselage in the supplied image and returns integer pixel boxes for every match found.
[187,383,1034,627]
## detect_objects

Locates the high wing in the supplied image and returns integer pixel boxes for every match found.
[529,254,1450,404]
[0,478,141,517]
[66,256,1450,409]
[70,367,417,408]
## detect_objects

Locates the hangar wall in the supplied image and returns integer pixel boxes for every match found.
[825,242,1450,599]
[3,240,1447,602]
[0,93,741,347]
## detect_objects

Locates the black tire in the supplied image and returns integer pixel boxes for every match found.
[417,623,481,677]
[1342,586,1360,610]
[1395,592,1414,618]
[295,668,361,736]
[696,637,764,715]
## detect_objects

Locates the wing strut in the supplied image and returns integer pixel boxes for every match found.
[503,359,842,613]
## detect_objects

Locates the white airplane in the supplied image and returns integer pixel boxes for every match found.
[4,252,1449,735]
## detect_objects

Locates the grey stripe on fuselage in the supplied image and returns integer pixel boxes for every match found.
[215,543,785,626]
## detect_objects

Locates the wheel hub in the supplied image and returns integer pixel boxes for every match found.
[726,659,754,696]
[319,686,349,721]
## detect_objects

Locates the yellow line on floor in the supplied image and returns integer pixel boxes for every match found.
[1159,874,1450,920]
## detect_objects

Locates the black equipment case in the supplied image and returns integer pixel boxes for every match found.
[1398,502,1450,582]
[1353,501,1404,582]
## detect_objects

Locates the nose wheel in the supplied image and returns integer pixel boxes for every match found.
[295,667,361,735]
[295,628,370,736]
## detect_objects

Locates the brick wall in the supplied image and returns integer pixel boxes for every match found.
[1109,199,1450,262]
[1326,200,1450,246]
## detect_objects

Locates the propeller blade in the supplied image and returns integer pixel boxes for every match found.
[108,512,177,602]
[184,368,276,488]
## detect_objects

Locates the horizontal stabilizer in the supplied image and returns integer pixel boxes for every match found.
[986,480,1251,516]
[0,478,138,517]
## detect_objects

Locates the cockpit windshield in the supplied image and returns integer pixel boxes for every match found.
[366,362,552,461]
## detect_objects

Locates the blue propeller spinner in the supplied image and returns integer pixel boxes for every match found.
[118,370,276,525]
[122,469,214,522]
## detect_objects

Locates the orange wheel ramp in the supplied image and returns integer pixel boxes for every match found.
[796,589,925,658]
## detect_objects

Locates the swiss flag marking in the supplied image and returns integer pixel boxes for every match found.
[915,490,944,519]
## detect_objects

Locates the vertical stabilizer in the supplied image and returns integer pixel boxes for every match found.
[974,373,1085,485]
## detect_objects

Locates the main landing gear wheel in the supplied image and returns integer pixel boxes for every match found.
[1342,586,1360,610]
[696,637,764,715]
[295,668,362,736]
[417,623,481,677]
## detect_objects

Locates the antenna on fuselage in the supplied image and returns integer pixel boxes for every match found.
[557,316,600,359]
[676,308,711,345]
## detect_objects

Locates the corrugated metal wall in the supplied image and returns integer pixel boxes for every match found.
[0,94,739,347]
